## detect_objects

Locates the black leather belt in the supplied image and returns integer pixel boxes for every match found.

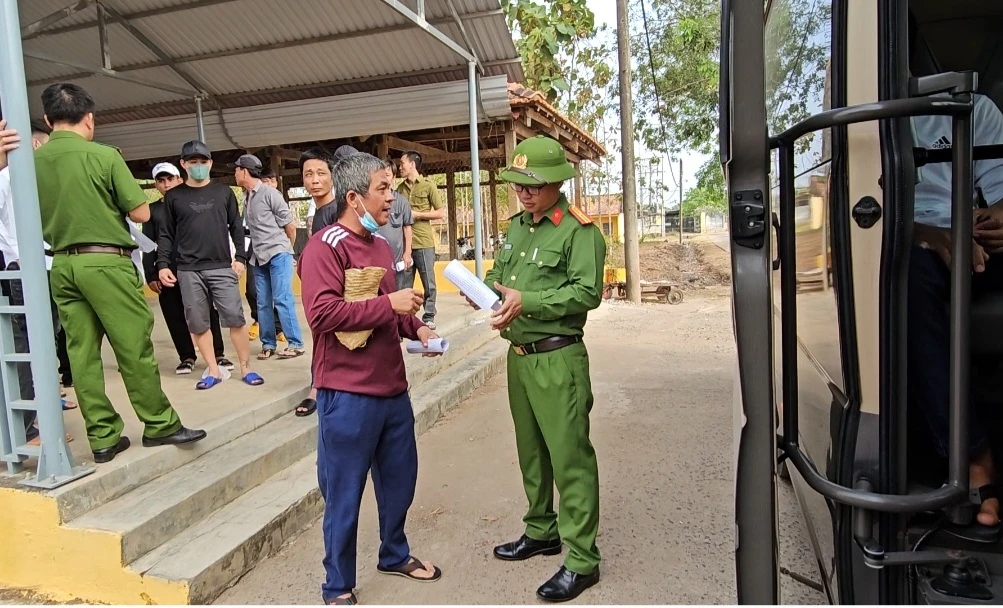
[512,335,581,356]
[56,245,133,257]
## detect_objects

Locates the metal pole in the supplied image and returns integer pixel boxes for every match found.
[194,96,206,142]
[0,0,91,488]
[616,0,641,303]
[678,157,684,245]
[468,60,484,278]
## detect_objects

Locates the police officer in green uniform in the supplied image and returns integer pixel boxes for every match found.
[475,135,606,602]
[32,84,206,462]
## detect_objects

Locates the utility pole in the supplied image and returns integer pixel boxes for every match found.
[616,0,641,304]
[678,157,684,245]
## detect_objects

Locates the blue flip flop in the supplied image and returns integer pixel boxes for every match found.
[242,372,265,386]
[196,375,224,390]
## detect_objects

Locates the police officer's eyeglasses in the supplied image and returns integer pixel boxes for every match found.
[511,184,543,196]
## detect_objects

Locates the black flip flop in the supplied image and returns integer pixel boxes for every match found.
[943,485,1002,544]
[326,593,357,605]
[376,556,442,583]
[295,398,317,417]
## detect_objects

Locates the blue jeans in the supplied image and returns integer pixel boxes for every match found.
[317,389,417,600]
[253,252,303,349]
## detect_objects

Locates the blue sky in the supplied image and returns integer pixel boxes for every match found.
[584,0,708,200]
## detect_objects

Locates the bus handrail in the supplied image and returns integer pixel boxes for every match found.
[770,97,969,150]
[773,93,974,514]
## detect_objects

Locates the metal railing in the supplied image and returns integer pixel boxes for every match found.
[0,0,93,489]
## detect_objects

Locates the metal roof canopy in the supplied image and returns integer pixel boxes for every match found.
[15,0,520,272]
[0,0,520,487]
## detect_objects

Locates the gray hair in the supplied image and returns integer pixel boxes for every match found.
[332,152,387,219]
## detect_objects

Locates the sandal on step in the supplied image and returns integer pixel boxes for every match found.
[242,372,265,386]
[295,398,317,417]
[62,399,77,411]
[277,347,305,359]
[257,348,275,360]
[944,485,1002,544]
[196,375,224,390]
[376,556,442,583]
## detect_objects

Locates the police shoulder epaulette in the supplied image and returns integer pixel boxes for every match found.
[568,206,592,225]
[95,141,124,155]
[508,210,524,221]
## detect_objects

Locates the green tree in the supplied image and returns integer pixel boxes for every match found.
[681,159,726,216]
[501,0,597,102]
[632,0,831,158]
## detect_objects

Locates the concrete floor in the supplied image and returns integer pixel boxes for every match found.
[216,291,826,605]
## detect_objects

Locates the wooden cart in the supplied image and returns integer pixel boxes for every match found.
[602,279,684,305]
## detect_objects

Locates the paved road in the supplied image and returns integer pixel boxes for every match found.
[217,293,824,605]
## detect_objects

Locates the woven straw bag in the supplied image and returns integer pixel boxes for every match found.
[336,266,388,350]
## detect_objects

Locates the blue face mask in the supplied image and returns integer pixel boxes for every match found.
[353,202,380,233]
[187,163,210,181]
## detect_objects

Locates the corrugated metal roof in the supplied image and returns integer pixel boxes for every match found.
[18,0,523,125]
[98,74,513,161]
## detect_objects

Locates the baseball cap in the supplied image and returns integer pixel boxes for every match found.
[231,154,263,171]
[180,140,212,160]
[152,162,180,179]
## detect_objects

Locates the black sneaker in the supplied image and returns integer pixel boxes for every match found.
[175,360,195,375]
[217,357,235,371]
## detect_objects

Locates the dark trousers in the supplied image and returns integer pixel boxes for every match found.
[56,327,71,384]
[245,262,282,333]
[908,246,1003,459]
[317,389,417,600]
[6,262,60,442]
[158,283,224,362]
[408,248,437,323]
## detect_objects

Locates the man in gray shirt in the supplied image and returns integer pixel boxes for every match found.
[378,161,414,289]
[233,154,305,359]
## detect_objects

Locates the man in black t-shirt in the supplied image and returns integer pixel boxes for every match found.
[143,161,229,375]
[157,141,263,389]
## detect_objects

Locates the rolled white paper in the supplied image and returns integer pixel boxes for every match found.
[406,338,449,354]
[443,259,501,311]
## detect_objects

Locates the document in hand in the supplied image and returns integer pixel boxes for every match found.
[406,338,449,354]
[443,260,501,311]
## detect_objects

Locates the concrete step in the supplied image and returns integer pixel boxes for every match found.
[122,328,509,603]
[46,309,489,524]
[67,411,317,565]
[128,453,322,605]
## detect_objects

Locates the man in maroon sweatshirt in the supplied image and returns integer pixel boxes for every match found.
[298,153,442,605]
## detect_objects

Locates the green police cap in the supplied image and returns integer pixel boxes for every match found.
[498,135,577,186]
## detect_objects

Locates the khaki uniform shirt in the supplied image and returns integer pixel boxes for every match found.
[398,175,443,250]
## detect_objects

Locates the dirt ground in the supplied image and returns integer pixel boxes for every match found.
[606,236,732,287]
[217,294,823,605]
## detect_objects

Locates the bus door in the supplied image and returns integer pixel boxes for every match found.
[727,0,978,604]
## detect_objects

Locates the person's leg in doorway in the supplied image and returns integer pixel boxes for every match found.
[412,248,437,327]
[56,322,72,387]
[908,246,997,526]
[268,253,304,356]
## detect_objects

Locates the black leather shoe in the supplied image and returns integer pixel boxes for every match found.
[142,426,207,447]
[536,566,600,602]
[93,436,131,464]
[493,535,562,561]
